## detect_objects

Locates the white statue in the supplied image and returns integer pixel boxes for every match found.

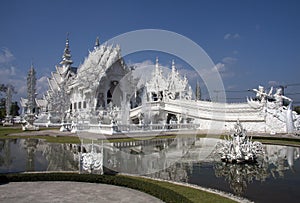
[80,142,103,174]
[273,88,292,107]
[252,85,273,103]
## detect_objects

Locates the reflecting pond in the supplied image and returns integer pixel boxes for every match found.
[1,137,300,202]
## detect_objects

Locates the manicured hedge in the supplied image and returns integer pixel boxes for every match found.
[0,173,191,203]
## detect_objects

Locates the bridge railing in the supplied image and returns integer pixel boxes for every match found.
[75,123,199,134]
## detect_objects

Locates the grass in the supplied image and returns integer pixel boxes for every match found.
[0,173,237,203]
[0,126,80,144]
[252,136,300,146]
[1,125,300,146]
[0,127,23,135]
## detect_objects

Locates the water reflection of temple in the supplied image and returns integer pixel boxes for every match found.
[264,145,300,177]
[101,137,219,175]
[1,137,300,198]
[214,144,300,196]
[103,138,300,196]
[0,139,79,172]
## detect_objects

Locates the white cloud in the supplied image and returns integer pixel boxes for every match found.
[224,33,231,40]
[0,48,15,63]
[0,66,15,76]
[0,48,17,84]
[233,50,239,55]
[212,63,225,72]
[3,77,27,101]
[36,76,49,96]
[268,81,278,86]
[222,57,237,65]
[233,33,240,39]
[10,66,16,75]
[128,59,153,67]
[224,33,240,40]
[210,61,236,78]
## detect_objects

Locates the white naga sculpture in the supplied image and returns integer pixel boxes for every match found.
[248,85,299,134]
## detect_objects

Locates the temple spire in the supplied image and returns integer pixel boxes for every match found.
[94,36,100,49]
[60,33,73,67]
[30,60,34,71]
[195,80,201,100]
[27,64,37,114]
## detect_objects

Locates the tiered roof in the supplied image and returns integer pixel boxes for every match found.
[74,40,126,92]
[146,58,192,100]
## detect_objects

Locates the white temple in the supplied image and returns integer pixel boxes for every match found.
[21,36,300,135]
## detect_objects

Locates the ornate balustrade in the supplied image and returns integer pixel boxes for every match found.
[75,123,199,135]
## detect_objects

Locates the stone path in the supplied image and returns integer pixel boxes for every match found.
[0,181,163,203]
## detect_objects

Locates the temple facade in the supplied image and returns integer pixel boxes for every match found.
[20,36,300,134]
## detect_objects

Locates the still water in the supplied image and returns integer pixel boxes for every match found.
[1,137,300,202]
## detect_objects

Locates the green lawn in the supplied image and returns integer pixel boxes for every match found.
[0,126,80,143]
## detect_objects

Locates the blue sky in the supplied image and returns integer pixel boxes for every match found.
[0,0,300,103]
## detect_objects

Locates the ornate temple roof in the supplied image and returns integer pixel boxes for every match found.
[20,97,28,107]
[35,98,47,108]
[48,77,59,91]
[74,42,126,92]
[145,58,192,100]
[167,60,189,92]
[146,58,168,93]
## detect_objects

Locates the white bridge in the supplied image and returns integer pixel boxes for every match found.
[130,99,265,133]
[68,98,291,135]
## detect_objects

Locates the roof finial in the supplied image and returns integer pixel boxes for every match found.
[172,59,176,72]
[66,32,70,46]
[60,33,73,66]
[30,59,34,69]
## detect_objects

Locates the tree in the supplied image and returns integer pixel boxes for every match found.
[294,106,300,114]
[10,102,20,117]
[0,84,18,119]
[0,98,5,120]
[0,84,7,120]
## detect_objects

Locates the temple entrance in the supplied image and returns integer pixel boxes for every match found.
[96,93,104,108]
[166,113,177,124]
[107,81,118,105]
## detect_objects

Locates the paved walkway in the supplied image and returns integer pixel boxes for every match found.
[0,181,163,203]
